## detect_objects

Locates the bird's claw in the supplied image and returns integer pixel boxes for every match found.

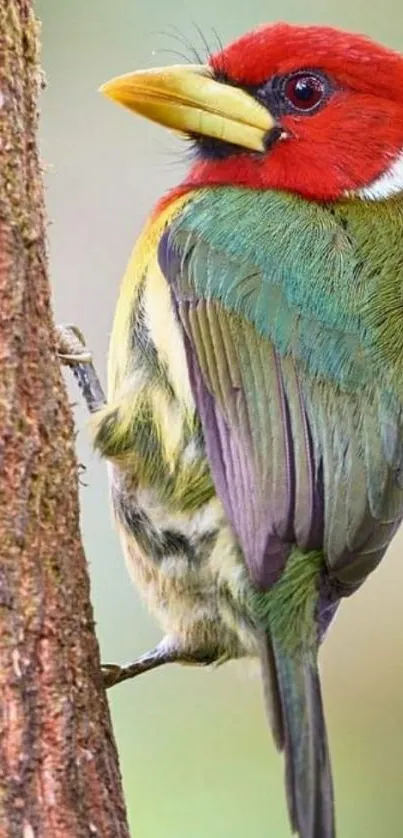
[101,646,220,689]
[102,664,126,689]
[56,323,106,413]
[56,323,93,365]
[101,658,161,689]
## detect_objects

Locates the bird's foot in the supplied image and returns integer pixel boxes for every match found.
[56,323,93,364]
[102,637,218,688]
[56,323,106,414]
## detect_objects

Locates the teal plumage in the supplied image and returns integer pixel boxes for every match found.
[156,185,403,835]
[94,21,403,838]
[161,187,403,585]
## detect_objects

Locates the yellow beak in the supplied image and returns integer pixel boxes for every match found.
[100,64,275,153]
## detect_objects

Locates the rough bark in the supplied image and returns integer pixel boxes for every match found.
[0,3,131,836]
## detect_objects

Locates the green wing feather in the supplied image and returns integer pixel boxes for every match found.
[158,185,403,838]
[160,186,403,593]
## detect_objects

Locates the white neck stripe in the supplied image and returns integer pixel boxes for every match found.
[352,151,403,200]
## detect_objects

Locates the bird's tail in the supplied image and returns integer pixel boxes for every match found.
[259,631,335,838]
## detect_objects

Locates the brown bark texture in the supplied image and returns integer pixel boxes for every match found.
[0,3,131,837]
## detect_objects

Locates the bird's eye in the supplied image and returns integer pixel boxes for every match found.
[283,73,326,113]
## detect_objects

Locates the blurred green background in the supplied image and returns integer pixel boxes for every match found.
[36,2,403,837]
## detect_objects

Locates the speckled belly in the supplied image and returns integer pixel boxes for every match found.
[109,465,258,660]
[94,220,259,660]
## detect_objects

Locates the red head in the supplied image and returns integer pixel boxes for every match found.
[187,23,403,200]
[102,23,403,202]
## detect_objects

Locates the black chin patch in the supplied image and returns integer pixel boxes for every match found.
[189,134,243,159]
[189,124,282,161]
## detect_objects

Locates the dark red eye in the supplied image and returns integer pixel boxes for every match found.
[283,73,326,112]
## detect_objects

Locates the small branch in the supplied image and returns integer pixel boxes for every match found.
[0,3,131,836]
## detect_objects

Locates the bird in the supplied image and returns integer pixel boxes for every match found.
[70,21,403,838]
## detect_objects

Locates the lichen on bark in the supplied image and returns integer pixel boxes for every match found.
[0,3,131,836]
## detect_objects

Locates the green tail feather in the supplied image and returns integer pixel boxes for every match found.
[258,631,335,838]
[251,550,335,837]
[278,636,333,837]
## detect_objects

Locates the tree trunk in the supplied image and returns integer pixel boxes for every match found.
[0,3,131,836]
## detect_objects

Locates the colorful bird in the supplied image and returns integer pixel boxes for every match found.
[79,22,403,838]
